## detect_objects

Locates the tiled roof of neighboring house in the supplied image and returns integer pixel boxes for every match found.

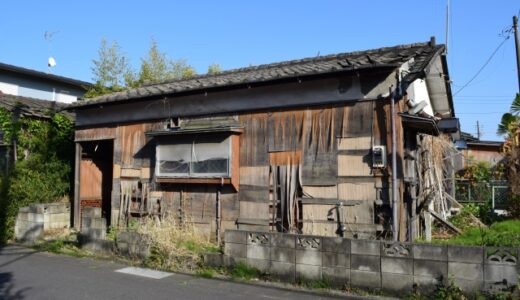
[0,93,71,119]
[0,62,92,90]
[70,40,445,108]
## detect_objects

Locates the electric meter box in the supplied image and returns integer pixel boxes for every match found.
[372,145,387,168]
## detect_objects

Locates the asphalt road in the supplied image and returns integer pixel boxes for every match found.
[0,244,355,300]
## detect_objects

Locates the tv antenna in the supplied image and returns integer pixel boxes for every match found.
[44,30,59,73]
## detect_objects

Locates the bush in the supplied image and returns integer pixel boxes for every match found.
[442,220,520,247]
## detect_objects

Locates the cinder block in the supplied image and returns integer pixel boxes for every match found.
[413,244,447,261]
[224,242,246,258]
[80,228,106,240]
[246,258,270,272]
[448,245,484,263]
[296,264,322,281]
[413,259,447,278]
[448,262,483,281]
[351,239,380,256]
[246,244,270,260]
[271,233,295,248]
[270,261,295,282]
[351,254,380,272]
[351,270,381,290]
[322,252,350,268]
[322,237,350,254]
[224,230,247,244]
[322,267,350,288]
[82,207,102,218]
[296,249,322,266]
[28,213,43,223]
[296,235,322,251]
[381,257,413,275]
[382,273,413,293]
[29,204,45,214]
[270,247,295,263]
[15,222,43,242]
[413,276,442,294]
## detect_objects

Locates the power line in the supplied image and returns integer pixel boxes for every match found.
[453,34,512,96]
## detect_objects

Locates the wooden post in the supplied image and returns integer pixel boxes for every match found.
[73,142,82,229]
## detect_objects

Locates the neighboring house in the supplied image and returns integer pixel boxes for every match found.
[67,39,455,242]
[456,132,504,168]
[0,62,92,103]
[0,93,70,171]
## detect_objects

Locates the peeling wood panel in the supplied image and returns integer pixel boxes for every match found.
[268,111,305,152]
[337,137,372,150]
[342,101,374,137]
[119,124,146,167]
[239,113,268,167]
[338,155,372,176]
[302,107,339,186]
[120,168,140,178]
[269,151,301,166]
[79,159,102,200]
[75,127,116,141]
[302,185,338,199]
[338,182,375,224]
[239,201,270,220]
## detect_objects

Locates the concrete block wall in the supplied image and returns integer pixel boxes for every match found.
[15,203,70,243]
[78,207,113,253]
[223,230,520,295]
[115,231,151,259]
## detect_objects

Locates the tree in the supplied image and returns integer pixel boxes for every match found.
[85,39,133,98]
[207,63,222,75]
[137,38,196,85]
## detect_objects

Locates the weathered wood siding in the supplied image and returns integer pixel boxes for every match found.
[75,98,407,238]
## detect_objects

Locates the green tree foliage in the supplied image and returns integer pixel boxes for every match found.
[85,39,134,98]
[497,93,520,136]
[137,38,196,85]
[207,63,222,75]
[0,108,74,242]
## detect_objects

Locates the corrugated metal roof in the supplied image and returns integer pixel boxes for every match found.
[70,41,445,109]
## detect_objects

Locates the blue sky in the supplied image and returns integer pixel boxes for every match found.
[1,1,519,141]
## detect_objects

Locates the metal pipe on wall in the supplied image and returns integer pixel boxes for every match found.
[390,86,399,242]
[216,178,223,246]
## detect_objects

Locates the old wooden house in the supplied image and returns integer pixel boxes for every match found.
[67,39,456,242]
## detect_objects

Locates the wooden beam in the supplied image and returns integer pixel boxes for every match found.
[429,210,462,234]
[299,198,364,206]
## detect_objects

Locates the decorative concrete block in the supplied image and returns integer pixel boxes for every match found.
[322,237,350,254]
[448,262,483,281]
[295,249,322,266]
[224,230,247,244]
[322,252,350,268]
[247,232,270,246]
[381,241,412,258]
[448,245,484,264]
[413,260,447,278]
[271,233,295,248]
[413,244,447,261]
[351,270,381,290]
[270,261,295,282]
[382,273,413,293]
[224,243,246,258]
[270,247,295,263]
[296,264,322,281]
[351,239,380,256]
[381,257,413,275]
[351,254,380,272]
[247,244,270,260]
[484,264,518,286]
[322,267,350,288]
[296,236,322,251]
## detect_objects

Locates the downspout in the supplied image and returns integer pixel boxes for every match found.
[390,85,399,241]
[216,177,223,246]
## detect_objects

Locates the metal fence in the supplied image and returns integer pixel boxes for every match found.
[455,180,509,210]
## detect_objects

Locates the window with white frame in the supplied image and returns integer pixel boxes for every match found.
[156,134,231,178]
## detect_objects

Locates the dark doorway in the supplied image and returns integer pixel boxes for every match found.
[80,140,114,227]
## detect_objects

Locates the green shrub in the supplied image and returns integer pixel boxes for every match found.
[230,262,259,281]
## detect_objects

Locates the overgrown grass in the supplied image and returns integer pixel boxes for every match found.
[135,215,220,272]
[431,220,520,247]
[229,262,259,281]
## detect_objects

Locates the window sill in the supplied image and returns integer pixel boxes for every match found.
[156,177,232,185]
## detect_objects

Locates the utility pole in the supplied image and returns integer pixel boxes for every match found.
[514,16,520,92]
[476,121,482,140]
